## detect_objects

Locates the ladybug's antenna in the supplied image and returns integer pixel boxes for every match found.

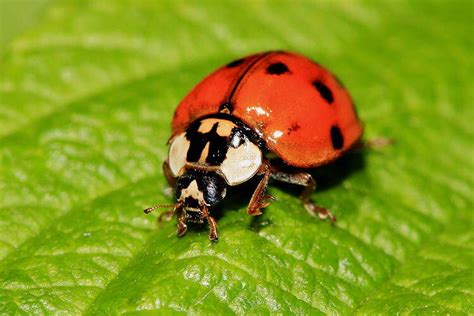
[144,203,178,214]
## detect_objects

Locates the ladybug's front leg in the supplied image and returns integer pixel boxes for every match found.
[176,211,187,237]
[201,206,218,241]
[247,162,276,216]
[206,216,218,241]
[270,169,336,222]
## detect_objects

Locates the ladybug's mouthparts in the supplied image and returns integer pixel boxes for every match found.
[184,207,205,224]
[182,196,207,224]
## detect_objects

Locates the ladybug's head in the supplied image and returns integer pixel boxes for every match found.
[175,169,227,223]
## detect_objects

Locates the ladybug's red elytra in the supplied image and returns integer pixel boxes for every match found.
[145,51,363,240]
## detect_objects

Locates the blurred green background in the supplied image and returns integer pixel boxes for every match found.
[0,0,51,50]
[0,0,472,314]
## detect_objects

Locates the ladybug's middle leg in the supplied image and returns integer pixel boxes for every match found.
[162,160,177,188]
[144,162,178,218]
[351,138,394,152]
[270,169,336,222]
[152,161,178,223]
[247,162,276,216]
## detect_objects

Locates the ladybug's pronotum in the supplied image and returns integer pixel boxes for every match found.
[145,51,363,240]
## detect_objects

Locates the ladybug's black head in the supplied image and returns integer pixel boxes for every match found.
[175,169,227,223]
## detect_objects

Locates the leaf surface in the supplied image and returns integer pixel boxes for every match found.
[0,0,472,314]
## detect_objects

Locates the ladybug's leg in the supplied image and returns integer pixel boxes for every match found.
[158,210,175,222]
[352,138,394,152]
[201,206,218,241]
[247,162,276,216]
[152,161,177,222]
[176,209,187,237]
[207,216,218,241]
[271,170,336,222]
[162,160,177,188]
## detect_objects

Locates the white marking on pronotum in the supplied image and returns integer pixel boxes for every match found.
[221,140,262,186]
[179,180,206,205]
[168,133,189,177]
[198,118,236,137]
[199,142,210,162]
[216,120,235,137]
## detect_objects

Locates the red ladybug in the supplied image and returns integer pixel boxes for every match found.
[145,51,363,240]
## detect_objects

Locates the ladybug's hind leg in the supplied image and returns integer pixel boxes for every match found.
[271,169,336,222]
[351,138,394,152]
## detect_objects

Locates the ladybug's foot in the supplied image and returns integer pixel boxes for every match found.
[176,215,187,237]
[365,138,394,148]
[158,210,174,223]
[247,208,262,216]
[162,187,174,198]
[247,194,275,216]
[207,216,218,241]
[353,138,394,151]
[304,203,336,223]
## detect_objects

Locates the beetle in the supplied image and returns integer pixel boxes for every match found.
[145,51,364,240]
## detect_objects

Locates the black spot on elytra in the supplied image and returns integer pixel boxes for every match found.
[266,62,289,75]
[226,58,244,68]
[313,80,334,104]
[330,126,344,150]
[219,101,233,113]
[287,123,301,135]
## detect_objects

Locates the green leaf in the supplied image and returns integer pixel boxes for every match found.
[0,0,472,314]
[0,0,52,53]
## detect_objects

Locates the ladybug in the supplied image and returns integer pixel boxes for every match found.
[145,51,363,240]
